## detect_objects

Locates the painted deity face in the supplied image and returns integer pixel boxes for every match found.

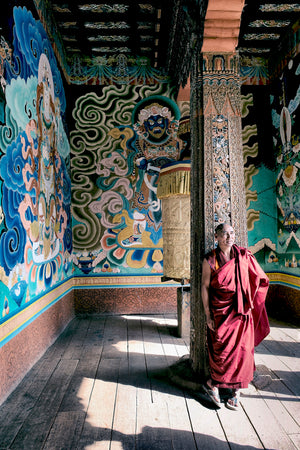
[143,114,169,141]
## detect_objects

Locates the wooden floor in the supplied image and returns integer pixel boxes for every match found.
[0,314,299,450]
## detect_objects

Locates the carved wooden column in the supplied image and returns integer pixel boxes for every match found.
[190,52,207,378]
[190,51,248,378]
[202,52,248,249]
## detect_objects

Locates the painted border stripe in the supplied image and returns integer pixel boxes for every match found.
[267,272,300,289]
[0,278,73,348]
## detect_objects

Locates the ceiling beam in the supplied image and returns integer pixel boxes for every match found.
[202,0,245,52]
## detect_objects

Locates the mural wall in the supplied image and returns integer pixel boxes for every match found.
[69,84,187,278]
[271,51,300,277]
[0,4,72,322]
[241,86,277,265]
[242,51,300,282]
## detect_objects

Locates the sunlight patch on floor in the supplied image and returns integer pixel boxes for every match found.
[111,340,186,356]
[122,314,178,327]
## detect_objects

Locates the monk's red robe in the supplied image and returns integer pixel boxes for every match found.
[205,244,270,389]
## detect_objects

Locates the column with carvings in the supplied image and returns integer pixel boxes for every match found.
[190,51,248,377]
[190,52,207,377]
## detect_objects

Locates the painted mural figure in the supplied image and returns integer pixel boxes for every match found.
[34,54,60,262]
[132,96,184,215]
[133,98,183,161]
[276,103,300,266]
[121,210,146,246]
[71,91,185,275]
[0,7,72,319]
[201,223,270,410]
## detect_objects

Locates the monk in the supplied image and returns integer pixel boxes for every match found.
[201,223,270,410]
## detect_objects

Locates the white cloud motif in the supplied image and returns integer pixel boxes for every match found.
[6,76,38,130]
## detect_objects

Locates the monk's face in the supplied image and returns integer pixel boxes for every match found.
[215,224,235,249]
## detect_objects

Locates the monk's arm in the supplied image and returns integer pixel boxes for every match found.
[201,258,215,331]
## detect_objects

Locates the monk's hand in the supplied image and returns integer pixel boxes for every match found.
[206,316,215,331]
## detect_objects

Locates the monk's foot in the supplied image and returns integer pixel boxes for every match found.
[226,389,240,411]
[203,380,221,406]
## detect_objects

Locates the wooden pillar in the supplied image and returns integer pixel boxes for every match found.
[177,286,190,339]
[202,52,248,249]
[190,51,248,378]
[190,52,208,378]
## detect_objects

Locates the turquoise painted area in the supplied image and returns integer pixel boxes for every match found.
[248,165,277,249]
[0,6,72,323]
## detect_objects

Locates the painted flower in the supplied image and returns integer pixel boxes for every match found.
[293,142,300,154]
[282,165,297,187]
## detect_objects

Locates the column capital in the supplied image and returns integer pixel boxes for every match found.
[202,52,240,75]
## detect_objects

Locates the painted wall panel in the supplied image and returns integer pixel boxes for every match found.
[68,83,187,280]
[241,51,300,288]
[271,52,300,280]
[0,4,72,325]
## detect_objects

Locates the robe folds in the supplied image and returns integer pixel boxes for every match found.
[205,245,270,389]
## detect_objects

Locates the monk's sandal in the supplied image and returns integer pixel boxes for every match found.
[226,390,240,411]
[203,383,221,406]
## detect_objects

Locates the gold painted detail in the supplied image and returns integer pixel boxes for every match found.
[73,276,166,286]
[157,165,191,199]
[267,272,300,288]
[160,196,190,279]
[0,278,74,345]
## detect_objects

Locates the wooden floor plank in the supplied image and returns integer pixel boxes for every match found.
[256,380,300,435]
[254,349,300,428]
[133,316,173,450]
[61,317,92,360]
[127,316,151,392]
[289,433,300,449]
[158,315,190,366]
[142,316,197,450]
[136,385,173,450]
[57,318,106,414]
[42,318,81,360]
[256,341,300,396]
[110,362,137,450]
[59,354,102,413]
[43,410,86,450]
[185,394,230,450]
[268,324,300,350]
[0,357,60,447]
[239,382,298,450]
[161,314,190,359]
[217,393,264,450]
[101,316,128,361]
[78,358,120,448]
[268,320,300,342]
[263,334,300,373]
[0,315,299,450]
[10,358,78,449]
[77,317,124,448]
[154,315,200,450]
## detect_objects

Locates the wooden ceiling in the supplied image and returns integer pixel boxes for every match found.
[238,1,300,58]
[40,0,300,78]
[48,0,173,69]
